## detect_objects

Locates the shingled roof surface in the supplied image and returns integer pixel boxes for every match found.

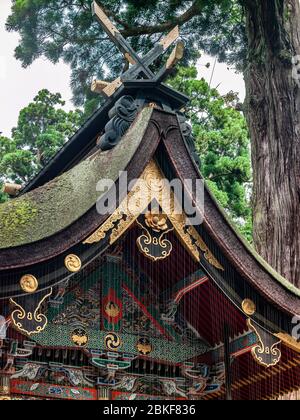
[0,107,153,249]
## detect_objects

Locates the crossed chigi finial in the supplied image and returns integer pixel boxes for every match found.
[91,0,184,98]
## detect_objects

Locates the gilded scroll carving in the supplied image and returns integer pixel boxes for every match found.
[136,209,174,261]
[247,319,282,368]
[84,160,222,270]
[10,288,53,336]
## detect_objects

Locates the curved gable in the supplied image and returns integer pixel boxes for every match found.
[0,107,153,249]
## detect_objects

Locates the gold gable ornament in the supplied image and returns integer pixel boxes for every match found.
[20,274,39,294]
[71,328,89,347]
[136,208,174,261]
[64,254,82,273]
[84,160,223,270]
[247,319,282,368]
[242,299,256,316]
[10,288,53,336]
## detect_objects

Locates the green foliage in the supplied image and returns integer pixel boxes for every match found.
[6,0,247,109]
[0,137,14,203]
[169,66,252,240]
[0,89,83,201]
[12,89,83,169]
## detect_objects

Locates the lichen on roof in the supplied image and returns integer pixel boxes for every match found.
[0,107,153,249]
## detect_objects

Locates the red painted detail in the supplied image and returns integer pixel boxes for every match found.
[10,379,97,400]
[123,284,172,340]
[173,276,209,303]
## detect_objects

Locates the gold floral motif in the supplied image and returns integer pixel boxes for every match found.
[109,212,136,245]
[186,226,224,270]
[83,210,124,244]
[64,254,82,273]
[71,328,89,347]
[168,212,200,262]
[83,160,222,270]
[145,209,168,232]
[242,299,256,316]
[144,165,164,193]
[20,275,39,294]
[136,337,153,355]
[105,301,121,318]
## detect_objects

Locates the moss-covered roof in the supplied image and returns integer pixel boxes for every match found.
[0,107,153,249]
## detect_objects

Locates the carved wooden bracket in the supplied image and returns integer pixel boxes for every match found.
[247,319,282,368]
[10,288,52,336]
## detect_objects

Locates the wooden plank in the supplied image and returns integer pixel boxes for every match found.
[124,52,136,65]
[92,1,153,78]
[155,41,184,83]
[159,26,180,50]
[91,79,110,94]
[92,1,120,37]
[102,77,122,97]
[166,41,184,69]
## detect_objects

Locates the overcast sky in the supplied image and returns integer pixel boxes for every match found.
[0,0,245,138]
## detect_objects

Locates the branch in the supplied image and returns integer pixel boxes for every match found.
[97,0,205,37]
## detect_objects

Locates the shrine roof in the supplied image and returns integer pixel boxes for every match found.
[0,105,299,324]
[0,107,153,249]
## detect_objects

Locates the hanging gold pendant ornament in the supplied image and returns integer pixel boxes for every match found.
[242,299,256,316]
[10,288,53,336]
[20,275,39,293]
[137,208,173,261]
[64,254,82,273]
[247,319,281,368]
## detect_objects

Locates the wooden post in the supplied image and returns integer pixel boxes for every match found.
[91,79,110,94]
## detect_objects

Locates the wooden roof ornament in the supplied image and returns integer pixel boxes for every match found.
[2,183,22,197]
[91,0,183,98]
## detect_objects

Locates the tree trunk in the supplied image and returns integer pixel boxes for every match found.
[243,0,300,288]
